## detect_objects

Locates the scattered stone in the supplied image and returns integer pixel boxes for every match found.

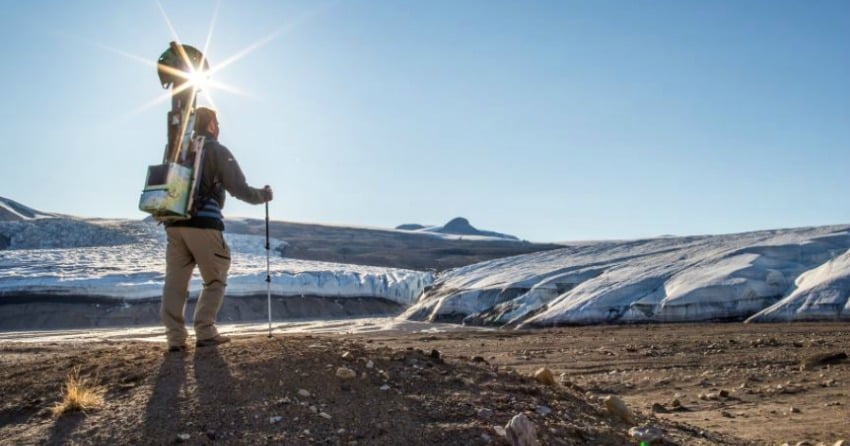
[833,440,848,446]
[699,392,720,401]
[651,403,668,414]
[380,384,391,391]
[472,355,488,364]
[320,412,332,420]
[801,352,848,371]
[533,368,556,386]
[341,351,354,361]
[671,398,682,408]
[366,360,374,369]
[176,433,190,442]
[603,395,635,424]
[628,426,663,444]
[477,408,494,420]
[505,412,540,446]
[205,430,217,441]
[298,389,311,398]
[336,367,357,380]
[270,416,283,424]
[720,411,734,418]
[719,390,730,398]
[794,441,814,446]
[790,407,801,414]
[430,349,441,360]
[493,425,507,437]
[535,405,552,416]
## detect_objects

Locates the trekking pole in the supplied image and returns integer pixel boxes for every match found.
[266,201,272,338]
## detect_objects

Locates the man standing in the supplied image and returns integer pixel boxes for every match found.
[162,107,272,351]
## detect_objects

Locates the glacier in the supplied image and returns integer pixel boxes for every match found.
[3,210,850,328]
[0,219,433,305]
[402,225,850,326]
[747,248,850,322]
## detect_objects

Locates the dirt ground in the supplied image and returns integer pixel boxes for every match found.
[0,322,847,445]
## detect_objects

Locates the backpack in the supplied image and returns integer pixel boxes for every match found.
[138,134,207,222]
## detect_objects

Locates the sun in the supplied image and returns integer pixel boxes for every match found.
[186,69,210,92]
[85,1,328,117]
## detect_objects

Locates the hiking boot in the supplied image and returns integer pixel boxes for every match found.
[196,335,231,347]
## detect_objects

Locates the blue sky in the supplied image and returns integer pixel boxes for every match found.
[0,1,847,242]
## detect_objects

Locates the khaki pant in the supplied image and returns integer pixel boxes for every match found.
[161,227,231,346]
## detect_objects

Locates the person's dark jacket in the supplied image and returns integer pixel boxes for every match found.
[166,131,268,231]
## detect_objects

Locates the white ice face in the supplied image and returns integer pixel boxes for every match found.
[0,220,433,305]
[3,215,849,326]
[403,225,850,325]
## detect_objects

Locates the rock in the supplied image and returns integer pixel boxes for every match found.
[505,412,539,446]
[833,440,849,446]
[176,433,190,442]
[320,412,332,420]
[719,390,730,398]
[790,407,801,414]
[477,408,494,420]
[366,360,374,369]
[801,352,848,371]
[493,425,507,437]
[298,389,311,398]
[336,367,357,380]
[270,416,283,424]
[720,411,734,418]
[651,403,668,413]
[628,426,663,444]
[533,368,556,386]
[604,395,635,424]
[794,442,814,446]
[341,351,354,361]
[472,355,488,364]
[535,405,552,416]
[430,349,441,360]
[380,384,390,391]
[671,398,682,408]
[205,430,217,441]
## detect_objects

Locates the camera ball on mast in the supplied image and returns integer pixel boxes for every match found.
[139,42,211,222]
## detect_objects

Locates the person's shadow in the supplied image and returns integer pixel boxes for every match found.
[142,352,189,439]
[192,346,238,438]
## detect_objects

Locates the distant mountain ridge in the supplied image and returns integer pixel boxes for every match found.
[395,217,519,241]
[0,197,557,270]
[0,197,54,221]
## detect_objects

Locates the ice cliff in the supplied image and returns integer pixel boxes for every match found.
[0,219,432,304]
[402,225,850,325]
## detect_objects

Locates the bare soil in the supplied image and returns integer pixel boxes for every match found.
[0,323,847,445]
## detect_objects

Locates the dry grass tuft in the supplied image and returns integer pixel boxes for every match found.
[51,367,105,416]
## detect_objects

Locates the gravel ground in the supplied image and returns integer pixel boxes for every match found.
[0,323,847,445]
